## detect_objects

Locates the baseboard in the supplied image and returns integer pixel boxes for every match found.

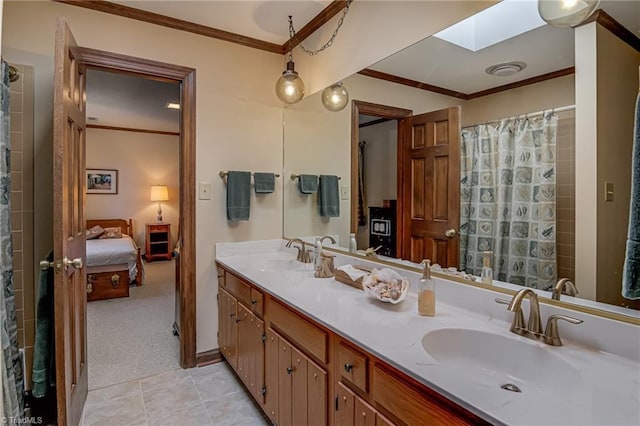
[195,348,223,366]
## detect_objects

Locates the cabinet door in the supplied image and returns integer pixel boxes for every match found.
[227,295,238,368]
[354,397,376,426]
[250,313,265,403]
[236,304,252,384]
[264,328,280,424]
[278,339,293,426]
[336,382,355,426]
[307,357,327,426]
[291,346,308,426]
[218,289,237,368]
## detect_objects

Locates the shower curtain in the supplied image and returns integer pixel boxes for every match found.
[1,61,24,418]
[460,112,558,290]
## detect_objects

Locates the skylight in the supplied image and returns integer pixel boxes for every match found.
[434,0,547,52]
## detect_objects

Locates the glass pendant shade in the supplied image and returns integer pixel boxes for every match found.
[321,82,349,112]
[275,60,305,104]
[538,0,600,28]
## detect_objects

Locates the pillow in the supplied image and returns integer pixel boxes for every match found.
[99,226,123,239]
[86,225,104,240]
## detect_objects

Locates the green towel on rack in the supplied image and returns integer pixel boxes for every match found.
[254,172,275,194]
[298,174,318,194]
[318,175,340,217]
[32,251,55,399]
[226,171,251,221]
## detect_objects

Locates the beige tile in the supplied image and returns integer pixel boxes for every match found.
[11,151,23,172]
[10,112,22,132]
[24,346,33,389]
[24,279,35,320]
[9,91,23,113]
[204,391,267,426]
[142,372,200,415]
[83,390,146,426]
[557,244,573,257]
[86,380,142,406]
[11,211,22,231]
[12,231,22,251]
[13,250,23,271]
[11,172,22,191]
[140,368,189,392]
[11,192,22,211]
[9,132,22,151]
[557,232,574,246]
[13,270,23,290]
[15,289,23,310]
[22,183,33,209]
[188,362,226,378]
[145,401,211,426]
[17,328,24,347]
[16,308,24,330]
[191,363,243,402]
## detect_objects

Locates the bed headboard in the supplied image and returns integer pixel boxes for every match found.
[86,218,134,238]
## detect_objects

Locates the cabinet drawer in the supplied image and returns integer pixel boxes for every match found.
[338,341,368,393]
[148,224,168,233]
[225,271,252,306]
[268,299,327,363]
[372,365,471,426]
[250,288,264,317]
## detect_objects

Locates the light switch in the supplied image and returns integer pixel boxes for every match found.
[340,185,349,200]
[199,181,211,200]
[605,181,614,202]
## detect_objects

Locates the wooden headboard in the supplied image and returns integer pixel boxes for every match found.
[86,218,134,238]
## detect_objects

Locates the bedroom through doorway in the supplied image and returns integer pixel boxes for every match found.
[84,69,181,390]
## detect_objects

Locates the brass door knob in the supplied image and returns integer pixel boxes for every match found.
[445,228,456,238]
[64,257,83,269]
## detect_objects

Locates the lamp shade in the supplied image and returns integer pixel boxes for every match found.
[321,82,349,112]
[275,60,305,104]
[538,0,600,28]
[150,185,169,202]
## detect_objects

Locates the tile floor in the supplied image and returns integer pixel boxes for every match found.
[82,362,269,426]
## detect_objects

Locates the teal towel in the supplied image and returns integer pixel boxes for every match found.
[298,174,319,194]
[32,251,55,398]
[226,171,251,221]
[623,93,640,299]
[254,172,275,194]
[318,175,340,217]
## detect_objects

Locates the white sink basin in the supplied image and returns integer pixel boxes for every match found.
[421,328,582,394]
[252,258,307,273]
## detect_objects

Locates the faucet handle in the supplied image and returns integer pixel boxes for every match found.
[544,314,583,346]
[495,298,525,334]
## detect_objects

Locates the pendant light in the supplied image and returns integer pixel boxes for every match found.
[275,53,305,104]
[321,82,349,112]
[538,0,600,28]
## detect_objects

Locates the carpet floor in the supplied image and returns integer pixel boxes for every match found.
[87,260,180,390]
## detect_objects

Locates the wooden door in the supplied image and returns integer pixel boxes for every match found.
[307,357,327,426]
[336,382,355,426]
[354,397,376,426]
[251,315,265,403]
[291,346,309,426]
[264,328,280,423]
[278,339,293,426]
[53,18,88,426]
[400,107,461,266]
[219,289,238,367]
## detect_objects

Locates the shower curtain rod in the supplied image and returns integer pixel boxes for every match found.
[463,104,575,129]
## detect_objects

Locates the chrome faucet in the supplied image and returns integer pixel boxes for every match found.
[507,288,543,337]
[551,278,578,300]
[319,235,336,245]
[285,238,312,263]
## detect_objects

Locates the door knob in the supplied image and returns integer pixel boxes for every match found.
[444,228,456,238]
[64,257,83,269]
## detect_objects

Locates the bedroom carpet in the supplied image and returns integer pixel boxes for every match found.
[87,259,180,390]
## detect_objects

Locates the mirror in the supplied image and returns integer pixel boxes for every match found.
[283,1,640,319]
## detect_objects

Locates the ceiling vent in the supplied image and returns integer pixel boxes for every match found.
[485,61,527,77]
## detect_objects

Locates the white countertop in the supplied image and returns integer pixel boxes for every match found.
[216,241,640,426]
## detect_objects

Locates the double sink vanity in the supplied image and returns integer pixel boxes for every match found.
[215,240,640,426]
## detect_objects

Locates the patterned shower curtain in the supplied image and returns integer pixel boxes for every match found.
[1,61,24,419]
[460,112,558,290]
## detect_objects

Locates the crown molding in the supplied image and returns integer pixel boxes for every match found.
[578,9,640,53]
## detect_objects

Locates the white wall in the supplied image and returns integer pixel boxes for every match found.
[2,0,284,353]
[85,128,179,248]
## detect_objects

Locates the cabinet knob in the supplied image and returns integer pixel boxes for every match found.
[251,299,258,305]
[230,313,235,317]
[344,363,353,373]
[235,318,242,323]
[286,367,293,375]
[362,412,367,417]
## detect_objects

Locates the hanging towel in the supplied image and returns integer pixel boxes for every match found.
[254,172,275,194]
[623,93,640,300]
[318,175,340,217]
[298,174,319,194]
[32,251,56,399]
[226,171,251,221]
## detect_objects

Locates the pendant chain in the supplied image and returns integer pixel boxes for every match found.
[287,0,353,57]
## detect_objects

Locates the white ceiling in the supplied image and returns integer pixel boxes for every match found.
[111,0,332,44]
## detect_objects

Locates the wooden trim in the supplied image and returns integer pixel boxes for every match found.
[55,0,283,54]
[282,1,349,53]
[358,117,392,128]
[350,101,412,234]
[358,69,469,100]
[196,349,223,366]
[579,9,640,53]
[466,67,576,99]
[78,48,198,368]
[86,124,179,136]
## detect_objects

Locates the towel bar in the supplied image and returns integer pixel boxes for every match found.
[290,174,341,180]
[219,171,281,180]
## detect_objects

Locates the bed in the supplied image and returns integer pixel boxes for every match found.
[86,218,144,302]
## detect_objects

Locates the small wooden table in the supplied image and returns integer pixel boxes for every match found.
[145,223,172,262]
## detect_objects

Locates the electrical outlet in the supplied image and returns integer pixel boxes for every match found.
[340,185,349,200]
[199,181,211,200]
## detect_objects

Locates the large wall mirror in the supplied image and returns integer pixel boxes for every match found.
[283,0,640,320]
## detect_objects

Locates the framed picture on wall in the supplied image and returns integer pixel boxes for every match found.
[86,169,118,194]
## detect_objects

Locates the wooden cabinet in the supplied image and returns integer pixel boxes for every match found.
[144,223,172,261]
[336,381,393,426]
[236,303,265,402]
[218,288,238,368]
[266,327,327,426]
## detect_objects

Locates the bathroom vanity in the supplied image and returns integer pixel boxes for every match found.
[215,240,640,426]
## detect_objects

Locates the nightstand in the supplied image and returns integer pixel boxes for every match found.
[145,223,172,262]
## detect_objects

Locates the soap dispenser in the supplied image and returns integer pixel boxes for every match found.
[418,259,436,317]
[480,251,494,285]
[349,233,357,253]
